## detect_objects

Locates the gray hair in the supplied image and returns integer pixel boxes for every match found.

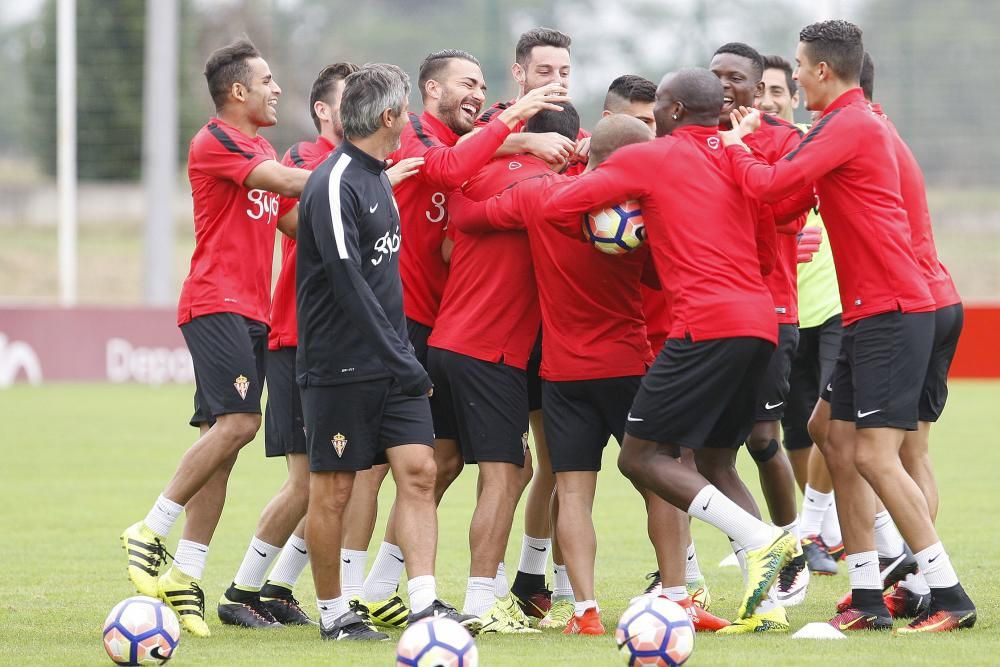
[341,63,411,140]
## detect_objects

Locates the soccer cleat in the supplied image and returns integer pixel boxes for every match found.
[776,552,811,607]
[628,571,662,606]
[801,536,838,575]
[738,530,796,619]
[498,593,537,629]
[716,605,788,634]
[157,566,210,637]
[828,607,892,632]
[513,587,552,620]
[259,583,317,626]
[217,585,282,628]
[686,575,712,610]
[896,606,976,634]
[564,607,605,635]
[479,597,541,634]
[883,584,930,620]
[320,609,390,641]
[674,595,730,632]
[408,599,483,636]
[121,522,171,598]
[538,596,574,630]
[827,540,846,561]
[364,594,410,629]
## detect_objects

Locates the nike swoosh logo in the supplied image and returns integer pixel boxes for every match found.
[702,499,711,511]
[150,647,170,661]
[529,545,547,552]
[627,415,644,422]
[254,548,267,557]
[928,553,940,563]
[369,203,379,213]
[839,615,873,630]
[857,409,881,418]
[391,554,404,563]
[687,554,695,561]
[807,497,815,502]
[826,383,833,392]
[879,553,906,579]
[293,546,307,555]
[764,401,784,410]
[853,561,871,569]
[342,558,351,564]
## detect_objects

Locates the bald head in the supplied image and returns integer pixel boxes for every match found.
[587,114,654,168]
[654,68,724,134]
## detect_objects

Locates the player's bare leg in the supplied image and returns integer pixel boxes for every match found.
[385,446,438,577]
[432,438,463,504]
[746,420,798,526]
[512,410,556,618]
[787,445,812,492]
[901,422,938,522]
[343,464,391,550]
[554,471,598,602]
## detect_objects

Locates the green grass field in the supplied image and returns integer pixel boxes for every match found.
[2,382,998,666]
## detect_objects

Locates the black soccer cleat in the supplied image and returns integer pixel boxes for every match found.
[217,585,283,629]
[259,583,317,626]
[879,547,919,591]
[408,599,483,636]
[320,609,390,641]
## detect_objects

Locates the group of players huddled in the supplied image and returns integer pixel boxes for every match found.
[119,17,977,643]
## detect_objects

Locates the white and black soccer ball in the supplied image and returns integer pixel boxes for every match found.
[102,596,180,666]
[615,596,694,667]
[584,200,646,255]
[396,617,478,667]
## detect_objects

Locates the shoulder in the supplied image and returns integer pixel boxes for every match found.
[405,112,439,149]
[283,141,314,168]
[760,113,804,138]
[477,100,512,126]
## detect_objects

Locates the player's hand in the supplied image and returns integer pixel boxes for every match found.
[522,132,576,164]
[386,157,424,187]
[571,136,591,163]
[730,106,761,137]
[501,83,571,125]
[796,226,823,263]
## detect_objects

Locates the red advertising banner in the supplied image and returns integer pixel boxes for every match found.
[0,305,998,386]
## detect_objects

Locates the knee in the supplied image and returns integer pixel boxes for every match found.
[216,413,261,446]
[436,451,463,486]
[309,477,354,514]
[853,445,893,478]
[399,457,437,497]
[617,446,643,482]
[518,457,534,492]
[807,414,826,447]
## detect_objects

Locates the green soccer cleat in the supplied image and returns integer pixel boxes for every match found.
[479,597,540,634]
[716,605,789,634]
[739,530,797,619]
[158,566,210,637]
[121,522,170,598]
[364,594,410,629]
[498,592,536,628]
[538,596,575,630]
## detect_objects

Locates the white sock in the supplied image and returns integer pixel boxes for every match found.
[685,542,702,583]
[267,534,310,589]
[731,540,748,586]
[232,537,280,591]
[553,563,573,599]
[574,599,597,616]
[317,596,349,628]
[780,519,799,541]
[799,485,833,537]
[173,539,209,580]
[821,496,843,547]
[462,577,495,617]
[846,551,882,590]
[662,586,687,602]
[143,494,183,538]
[873,511,905,559]
[517,535,550,576]
[899,572,931,596]
[914,542,959,589]
[408,575,437,613]
[340,549,368,600]
[362,542,405,602]
[688,485,778,551]
[495,561,510,597]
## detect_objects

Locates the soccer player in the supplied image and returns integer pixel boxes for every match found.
[119,38,310,638]
[602,75,657,131]
[344,50,567,628]
[448,112,732,636]
[295,63,479,641]
[710,42,814,610]
[722,20,976,633]
[546,67,798,633]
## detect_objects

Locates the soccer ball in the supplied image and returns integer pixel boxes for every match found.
[584,200,646,255]
[102,596,180,666]
[396,617,478,667]
[615,597,694,667]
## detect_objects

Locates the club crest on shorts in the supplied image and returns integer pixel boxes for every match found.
[331,432,348,458]
[233,374,250,400]
[522,431,529,454]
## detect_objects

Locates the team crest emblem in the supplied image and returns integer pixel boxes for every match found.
[508,161,523,170]
[522,431,529,454]
[331,433,348,458]
[707,136,721,150]
[233,374,250,400]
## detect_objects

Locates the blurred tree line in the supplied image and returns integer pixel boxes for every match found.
[4,0,994,187]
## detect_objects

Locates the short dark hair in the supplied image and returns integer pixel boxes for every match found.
[515,27,571,65]
[417,49,481,101]
[713,42,765,81]
[524,102,580,142]
[604,75,656,109]
[860,51,875,101]
[799,19,864,82]
[763,55,797,98]
[309,62,359,132]
[204,37,261,111]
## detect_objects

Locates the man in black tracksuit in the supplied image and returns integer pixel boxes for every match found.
[296,63,479,641]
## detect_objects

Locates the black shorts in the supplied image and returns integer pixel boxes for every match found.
[428,347,529,466]
[782,314,842,450]
[626,336,774,449]
[264,347,306,457]
[829,310,934,430]
[527,330,543,412]
[542,376,641,472]
[407,317,457,440]
[181,313,268,427]
[301,378,434,472]
[919,303,964,422]
[754,324,800,421]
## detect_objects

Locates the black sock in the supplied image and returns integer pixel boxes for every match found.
[852,588,887,614]
[511,572,546,596]
[930,583,972,609]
